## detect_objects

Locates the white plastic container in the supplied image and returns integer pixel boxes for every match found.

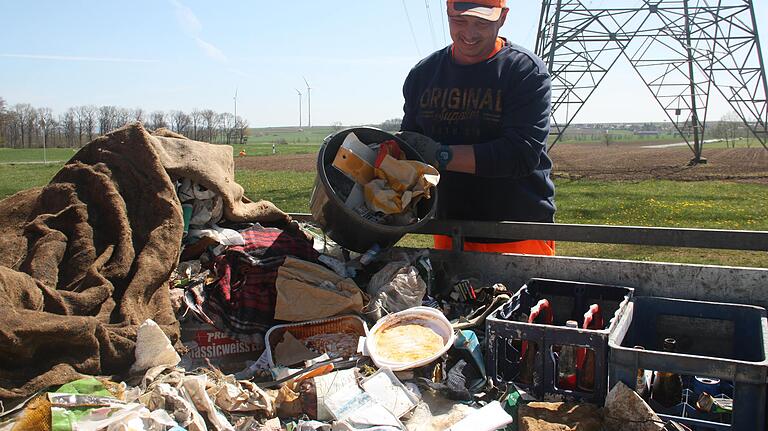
[366,306,455,371]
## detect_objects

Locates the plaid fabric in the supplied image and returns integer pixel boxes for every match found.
[205,225,319,334]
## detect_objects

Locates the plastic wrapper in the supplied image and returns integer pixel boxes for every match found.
[366,262,427,321]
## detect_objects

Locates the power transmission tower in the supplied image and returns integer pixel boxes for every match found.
[537,0,768,163]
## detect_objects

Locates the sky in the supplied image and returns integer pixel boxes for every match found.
[1,0,766,128]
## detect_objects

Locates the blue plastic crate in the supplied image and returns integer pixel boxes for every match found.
[608,296,768,430]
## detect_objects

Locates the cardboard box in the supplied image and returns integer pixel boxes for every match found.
[179,316,265,373]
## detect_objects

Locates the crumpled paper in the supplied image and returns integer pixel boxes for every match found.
[181,375,235,431]
[274,257,365,322]
[137,369,274,431]
[142,382,207,431]
[364,155,439,215]
[177,178,224,227]
[211,376,274,416]
[130,319,181,376]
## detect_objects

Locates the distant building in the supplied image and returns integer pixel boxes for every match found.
[635,131,661,136]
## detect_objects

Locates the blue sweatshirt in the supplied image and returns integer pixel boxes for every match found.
[401,39,556,240]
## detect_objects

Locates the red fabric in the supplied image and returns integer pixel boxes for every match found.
[433,234,555,256]
[207,225,319,334]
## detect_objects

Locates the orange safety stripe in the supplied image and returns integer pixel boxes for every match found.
[434,234,556,256]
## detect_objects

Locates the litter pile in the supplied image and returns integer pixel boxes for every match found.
[0,125,738,431]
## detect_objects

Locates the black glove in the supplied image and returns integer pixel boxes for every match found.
[395,131,440,166]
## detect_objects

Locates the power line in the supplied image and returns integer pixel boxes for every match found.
[424,0,438,50]
[402,0,421,56]
[437,0,447,46]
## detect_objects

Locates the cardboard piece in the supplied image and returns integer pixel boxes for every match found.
[179,316,263,374]
[313,369,359,421]
[332,132,377,185]
[603,382,664,431]
[273,332,321,367]
[359,368,419,418]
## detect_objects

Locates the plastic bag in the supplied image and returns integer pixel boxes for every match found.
[366,262,427,321]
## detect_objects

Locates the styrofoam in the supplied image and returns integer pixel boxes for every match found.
[366,306,455,371]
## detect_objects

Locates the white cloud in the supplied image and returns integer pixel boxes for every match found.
[169,0,201,34]
[0,54,159,63]
[195,37,227,62]
[238,55,416,66]
[169,0,227,62]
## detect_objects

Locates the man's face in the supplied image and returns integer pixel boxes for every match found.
[448,10,507,64]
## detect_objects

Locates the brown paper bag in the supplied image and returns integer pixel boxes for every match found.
[275,257,364,321]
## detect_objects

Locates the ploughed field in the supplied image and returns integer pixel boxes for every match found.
[235,143,768,184]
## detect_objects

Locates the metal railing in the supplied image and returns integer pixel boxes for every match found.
[292,214,768,253]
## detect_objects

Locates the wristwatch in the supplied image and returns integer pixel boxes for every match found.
[435,144,453,170]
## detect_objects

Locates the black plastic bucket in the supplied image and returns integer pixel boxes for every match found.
[310,127,438,253]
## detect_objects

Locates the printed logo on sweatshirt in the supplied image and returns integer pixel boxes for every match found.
[419,87,503,118]
[417,87,503,137]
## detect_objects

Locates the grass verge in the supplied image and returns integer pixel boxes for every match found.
[1,165,765,268]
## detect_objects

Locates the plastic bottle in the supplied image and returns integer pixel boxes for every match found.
[651,338,683,408]
[359,243,381,265]
[557,320,579,390]
[576,304,604,392]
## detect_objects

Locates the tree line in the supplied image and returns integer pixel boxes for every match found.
[0,96,248,149]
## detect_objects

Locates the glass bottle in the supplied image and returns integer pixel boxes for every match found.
[633,345,651,399]
[557,320,579,390]
[576,304,603,392]
[517,299,553,386]
[651,338,683,408]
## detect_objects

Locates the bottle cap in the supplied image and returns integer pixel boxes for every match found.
[565,320,579,328]
[663,338,677,352]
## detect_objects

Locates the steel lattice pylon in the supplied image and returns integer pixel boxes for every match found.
[536,0,768,162]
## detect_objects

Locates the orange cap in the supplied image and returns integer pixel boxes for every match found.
[447,0,507,21]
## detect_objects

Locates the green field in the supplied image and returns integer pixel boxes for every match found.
[1,159,765,268]
[236,143,320,157]
[232,170,768,268]
[0,147,78,163]
[246,126,337,145]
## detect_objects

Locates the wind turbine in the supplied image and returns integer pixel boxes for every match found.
[294,88,302,129]
[303,76,311,128]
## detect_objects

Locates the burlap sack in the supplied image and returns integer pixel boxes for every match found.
[0,123,289,401]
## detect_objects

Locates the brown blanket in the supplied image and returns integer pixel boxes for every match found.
[0,123,288,401]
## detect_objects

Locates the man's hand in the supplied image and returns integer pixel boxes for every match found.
[395,131,440,166]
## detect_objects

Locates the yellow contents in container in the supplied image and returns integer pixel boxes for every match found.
[375,323,444,363]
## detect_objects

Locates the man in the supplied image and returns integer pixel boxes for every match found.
[399,0,556,255]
